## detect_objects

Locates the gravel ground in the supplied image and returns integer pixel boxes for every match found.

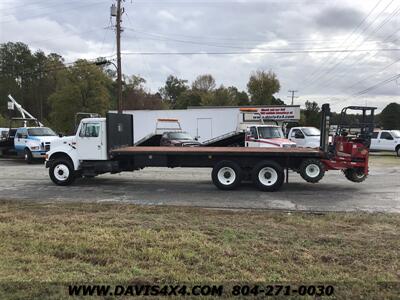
[0,154,399,212]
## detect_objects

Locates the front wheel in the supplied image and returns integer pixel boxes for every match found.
[252,161,284,192]
[49,159,75,186]
[396,146,400,157]
[343,168,367,183]
[211,160,242,190]
[24,148,33,164]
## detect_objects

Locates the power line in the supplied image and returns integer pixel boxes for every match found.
[352,74,400,97]
[298,0,385,88]
[120,48,400,55]
[302,0,399,92]
[343,57,400,92]
[123,28,390,52]
[308,4,400,90]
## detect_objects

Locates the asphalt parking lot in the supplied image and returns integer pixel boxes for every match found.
[0,154,399,212]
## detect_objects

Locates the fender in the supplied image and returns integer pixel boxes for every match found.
[47,144,80,170]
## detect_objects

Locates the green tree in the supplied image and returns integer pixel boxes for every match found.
[159,75,188,108]
[192,74,216,93]
[379,102,400,129]
[122,75,165,110]
[0,114,8,127]
[227,86,249,106]
[247,70,280,105]
[0,42,65,122]
[175,90,202,109]
[303,101,320,128]
[49,60,112,133]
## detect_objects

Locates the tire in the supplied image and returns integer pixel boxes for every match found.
[252,160,284,192]
[211,160,242,190]
[343,168,367,183]
[24,148,33,164]
[299,159,325,183]
[396,146,400,157]
[49,158,75,186]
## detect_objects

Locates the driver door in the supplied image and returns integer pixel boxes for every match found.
[377,132,395,151]
[76,121,105,160]
[290,129,305,147]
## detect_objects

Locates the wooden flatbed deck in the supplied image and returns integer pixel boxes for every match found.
[111,146,322,158]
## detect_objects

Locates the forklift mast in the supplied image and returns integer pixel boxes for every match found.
[319,104,331,153]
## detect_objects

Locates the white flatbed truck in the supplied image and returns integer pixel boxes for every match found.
[45,104,376,191]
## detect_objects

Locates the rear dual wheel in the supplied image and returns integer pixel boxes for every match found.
[252,161,284,192]
[212,161,242,190]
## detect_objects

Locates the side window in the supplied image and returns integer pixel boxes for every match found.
[79,123,100,137]
[291,129,299,137]
[380,132,393,140]
[371,132,378,139]
[17,128,28,139]
[250,127,258,139]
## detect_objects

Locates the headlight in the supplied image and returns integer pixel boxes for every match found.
[30,146,39,150]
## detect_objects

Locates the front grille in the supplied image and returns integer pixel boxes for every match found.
[45,142,50,151]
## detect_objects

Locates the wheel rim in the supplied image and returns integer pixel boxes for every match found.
[217,167,236,186]
[355,170,366,179]
[258,167,278,186]
[24,153,28,160]
[305,164,320,178]
[54,164,70,182]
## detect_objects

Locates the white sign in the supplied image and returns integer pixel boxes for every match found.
[244,106,300,121]
[7,101,14,110]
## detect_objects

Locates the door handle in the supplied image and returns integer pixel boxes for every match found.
[97,145,101,150]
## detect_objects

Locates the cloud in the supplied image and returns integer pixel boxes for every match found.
[315,6,364,31]
[0,0,398,111]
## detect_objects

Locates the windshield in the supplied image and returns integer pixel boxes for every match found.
[392,130,400,138]
[28,127,57,136]
[168,132,194,140]
[258,127,284,139]
[302,127,320,136]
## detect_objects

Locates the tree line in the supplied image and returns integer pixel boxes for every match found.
[0,42,399,133]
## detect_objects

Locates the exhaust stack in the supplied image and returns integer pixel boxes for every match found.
[319,103,331,153]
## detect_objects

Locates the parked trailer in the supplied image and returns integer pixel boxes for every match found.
[122,105,300,144]
[45,104,376,191]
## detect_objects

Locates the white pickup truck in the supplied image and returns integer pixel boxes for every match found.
[14,126,59,162]
[288,127,320,148]
[370,130,400,156]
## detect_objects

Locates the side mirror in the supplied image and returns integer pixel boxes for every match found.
[194,137,198,141]
[58,133,63,137]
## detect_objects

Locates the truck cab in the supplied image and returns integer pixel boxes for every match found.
[288,127,320,148]
[14,126,59,162]
[370,130,400,156]
[245,125,296,148]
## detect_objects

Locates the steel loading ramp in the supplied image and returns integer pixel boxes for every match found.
[202,131,245,147]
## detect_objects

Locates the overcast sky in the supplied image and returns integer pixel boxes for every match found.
[0,0,399,112]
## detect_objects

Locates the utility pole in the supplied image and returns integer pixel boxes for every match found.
[112,0,124,113]
[288,90,298,105]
